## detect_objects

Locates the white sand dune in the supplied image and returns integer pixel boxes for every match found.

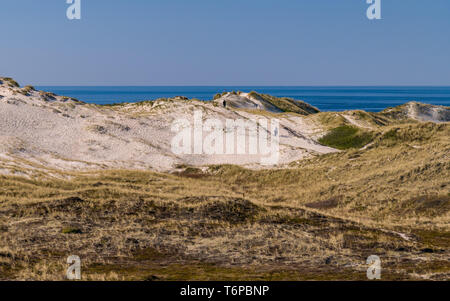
[0,80,336,174]
[1,78,447,176]
[405,101,450,123]
[382,101,450,123]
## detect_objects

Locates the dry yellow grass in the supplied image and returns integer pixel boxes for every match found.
[0,121,448,280]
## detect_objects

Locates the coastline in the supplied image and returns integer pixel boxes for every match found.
[35,86,450,111]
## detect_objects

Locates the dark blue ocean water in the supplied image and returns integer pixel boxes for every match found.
[36,86,450,112]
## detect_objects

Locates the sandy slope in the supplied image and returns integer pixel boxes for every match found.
[1,79,448,176]
[0,82,336,174]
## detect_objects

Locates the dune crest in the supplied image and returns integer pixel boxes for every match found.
[0,77,448,176]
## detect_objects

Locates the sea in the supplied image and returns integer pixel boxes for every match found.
[35,86,450,112]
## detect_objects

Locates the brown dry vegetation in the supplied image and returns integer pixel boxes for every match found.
[0,121,449,281]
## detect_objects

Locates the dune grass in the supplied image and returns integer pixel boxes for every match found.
[318,125,373,149]
[248,91,320,115]
[0,77,20,88]
[0,122,448,280]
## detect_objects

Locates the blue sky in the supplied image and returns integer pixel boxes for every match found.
[1,0,449,86]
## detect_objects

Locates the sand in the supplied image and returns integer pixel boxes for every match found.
[1,81,447,176]
[0,83,336,174]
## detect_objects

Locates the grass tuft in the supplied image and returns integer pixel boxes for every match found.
[61,227,82,234]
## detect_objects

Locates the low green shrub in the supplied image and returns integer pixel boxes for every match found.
[319,125,373,150]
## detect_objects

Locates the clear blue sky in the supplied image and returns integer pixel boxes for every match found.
[1,0,449,86]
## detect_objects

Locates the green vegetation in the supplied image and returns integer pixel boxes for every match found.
[0,120,448,280]
[61,96,81,102]
[319,125,373,149]
[17,85,35,96]
[61,227,82,234]
[23,85,34,91]
[380,123,446,146]
[248,91,319,115]
[84,261,369,281]
[39,91,57,101]
[352,110,389,126]
[0,82,448,280]
[1,77,20,88]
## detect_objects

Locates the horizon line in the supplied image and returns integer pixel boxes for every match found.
[34,84,450,88]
